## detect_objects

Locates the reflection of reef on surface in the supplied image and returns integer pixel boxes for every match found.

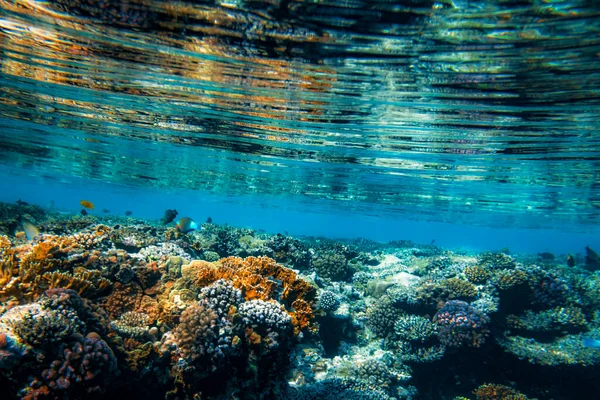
[1,201,599,399]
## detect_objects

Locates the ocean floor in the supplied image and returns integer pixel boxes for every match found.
[1,200,600,400]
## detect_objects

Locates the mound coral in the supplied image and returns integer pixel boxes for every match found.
[472,383,532,400]
[434,300,490,347]
[23,334,118,399]
[312,250,348,281]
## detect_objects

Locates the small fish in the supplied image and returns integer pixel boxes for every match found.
[538,252,555,261]
[583,338,600,349]
[80,209,88,216]
[161,209,178,225]
[125,211,133,216]
[21,220,40,241]
[102,208,110,213]
[567,254,575,267]
[206,216,213,224]
[176,217,200,233]
[80,200,95,209]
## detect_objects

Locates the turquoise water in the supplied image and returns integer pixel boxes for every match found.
[1,0,599,253]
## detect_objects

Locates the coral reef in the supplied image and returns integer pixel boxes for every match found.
[0,202,599,399]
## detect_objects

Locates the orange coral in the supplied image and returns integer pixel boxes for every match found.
[100,282,143,319]
[473,383,531,400]
[190,256,317,335]
[0,235,81,302]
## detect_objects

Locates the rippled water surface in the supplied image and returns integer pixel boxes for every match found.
[1,0,600,230]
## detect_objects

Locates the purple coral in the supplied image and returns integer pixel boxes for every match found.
[433,300,490,347]
[23,334,117,398]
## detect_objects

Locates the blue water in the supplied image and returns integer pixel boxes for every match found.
[2,166,597,254]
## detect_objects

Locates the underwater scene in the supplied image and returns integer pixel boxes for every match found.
[1,0,600,399]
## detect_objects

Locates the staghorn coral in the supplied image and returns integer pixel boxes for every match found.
[139,242,191,263]
[109,225,157,252]
[440,277,478,301]
[285,377,397,400]
[265,233,311,270]
[434,300,490,347]
[497,333,600,366]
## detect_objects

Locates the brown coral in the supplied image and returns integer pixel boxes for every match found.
[465,266,491,284]
[473,383,532,400]
[100,282,143,319]
[188,256,317,335]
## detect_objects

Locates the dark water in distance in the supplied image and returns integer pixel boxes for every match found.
[1,0,600,237]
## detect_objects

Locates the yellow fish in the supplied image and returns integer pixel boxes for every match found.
[80,200,95,209]
[22,220,40,241]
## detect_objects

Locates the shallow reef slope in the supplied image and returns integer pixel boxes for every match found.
[1,202,600,399]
